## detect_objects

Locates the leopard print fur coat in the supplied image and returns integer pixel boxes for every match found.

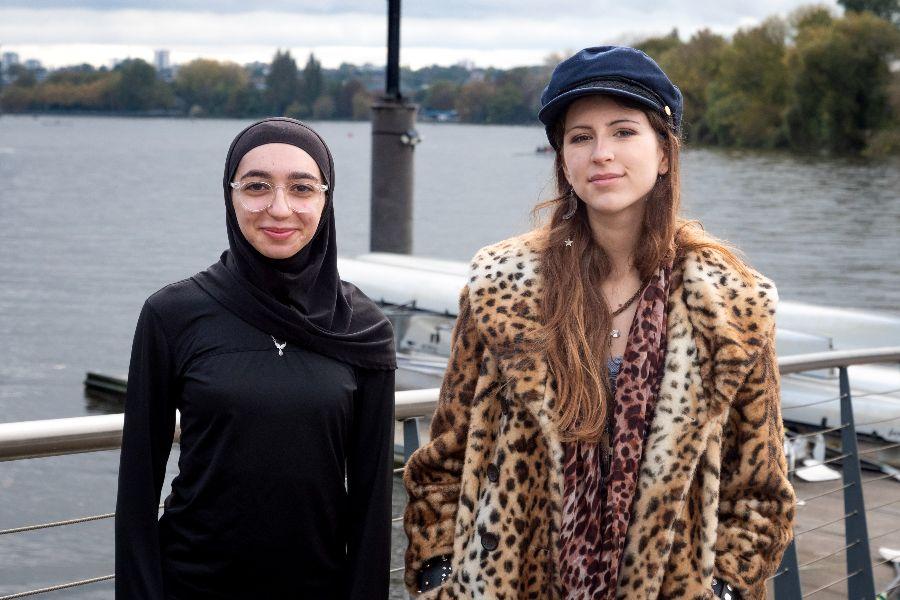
[403,231,796,600]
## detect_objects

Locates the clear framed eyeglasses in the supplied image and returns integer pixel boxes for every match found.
[229,179,328,214]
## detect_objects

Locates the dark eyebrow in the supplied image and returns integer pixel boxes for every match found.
[288,171,319,181]
[239,169,320,182]
[565,124,592,133]
[608,118,641,126]
[239,169,272,180]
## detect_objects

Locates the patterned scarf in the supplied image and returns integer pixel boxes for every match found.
[558,263,671,599]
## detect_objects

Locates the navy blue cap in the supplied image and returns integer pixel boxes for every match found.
[538,46,682,143]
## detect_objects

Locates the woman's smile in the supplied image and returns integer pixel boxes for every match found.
[261,226,300,240]
[588,173,624,186]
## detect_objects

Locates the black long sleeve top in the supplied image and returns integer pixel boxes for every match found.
[114,279,394,599]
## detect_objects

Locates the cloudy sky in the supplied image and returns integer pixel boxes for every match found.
[1,0,841,69]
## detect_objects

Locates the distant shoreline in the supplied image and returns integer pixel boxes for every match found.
[4,112,898,162]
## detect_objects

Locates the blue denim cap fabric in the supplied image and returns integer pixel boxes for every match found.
[538,46,683,142]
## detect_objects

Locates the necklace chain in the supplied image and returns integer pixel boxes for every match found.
[610,278,649,318]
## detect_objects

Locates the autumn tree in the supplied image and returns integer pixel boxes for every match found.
[266,50,300,115]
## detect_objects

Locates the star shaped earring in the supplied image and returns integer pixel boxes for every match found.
[564,239,574,247]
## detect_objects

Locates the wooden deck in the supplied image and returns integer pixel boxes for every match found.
[768,469,900,599]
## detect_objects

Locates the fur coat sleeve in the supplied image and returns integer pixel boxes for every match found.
[714,326,795,598]
[403,285,482,593]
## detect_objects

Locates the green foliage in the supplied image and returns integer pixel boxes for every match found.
[110,59,173,112]
[790,4,835,33]
[705,18,791,148]
[423,80,457,111]
[8,65,37,87]
[456,80,492,122]
[837,0,899,23]
[786,11,900,152]
[649,29,728,143]
[302,53,324,107]
[351,91,371,120]
[313,95,335,119]
[266,50,300,115]
[333,79,368,119]
[175,59,252,117]
[635,29,682,60]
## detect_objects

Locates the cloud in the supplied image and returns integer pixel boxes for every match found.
[0,1,841,69]
[0,0,842,20]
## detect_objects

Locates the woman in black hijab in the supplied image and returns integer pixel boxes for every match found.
[115,118,396,599]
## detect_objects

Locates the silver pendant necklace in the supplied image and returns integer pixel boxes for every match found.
[608,277,651,340]
[271,335,287,357]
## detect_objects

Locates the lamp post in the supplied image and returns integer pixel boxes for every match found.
[369,0,419,254]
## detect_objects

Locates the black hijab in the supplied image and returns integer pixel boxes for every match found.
[192,117,396,370]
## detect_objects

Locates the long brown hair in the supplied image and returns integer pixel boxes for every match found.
[533,95,748,443]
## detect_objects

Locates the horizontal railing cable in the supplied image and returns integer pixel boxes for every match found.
[782,396,842,411]
[871,556,900,570]
[793,511,855,537]
[867,498,900,512]
[868,524,900,543]
[788,452,851,475]
[797,482,853,505]
[797,540,858,569]
[782,386,900,412]
[0,574,114,600]
[789,423,848,439]
[862,473,900,485]
[859,442,900,456]
[788,442,900,476]
[856,413,900,427]
[0,504,163,537]
[801,569,861,597]
[0,512,113,536]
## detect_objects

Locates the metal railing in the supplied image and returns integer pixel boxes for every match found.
[1,347,899,599]
[771,347,900,600]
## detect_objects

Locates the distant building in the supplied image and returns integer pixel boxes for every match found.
[153,49,175,82]
[154,49,170,71]
[21,58,48,82]
[2,51,20,72]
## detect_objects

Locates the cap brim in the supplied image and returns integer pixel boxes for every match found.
[538,79,664,129]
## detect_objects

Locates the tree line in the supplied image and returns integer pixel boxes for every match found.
[1,1,898,155]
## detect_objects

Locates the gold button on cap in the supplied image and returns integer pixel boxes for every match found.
[664,105,672,116]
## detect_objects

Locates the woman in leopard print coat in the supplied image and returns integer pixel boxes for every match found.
[404,46,795,600]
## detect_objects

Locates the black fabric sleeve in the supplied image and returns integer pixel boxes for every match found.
[115,301,178,599]
[344,367,395,599]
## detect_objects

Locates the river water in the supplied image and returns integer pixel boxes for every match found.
[0,115,898,597]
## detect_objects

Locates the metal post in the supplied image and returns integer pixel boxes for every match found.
[370,0,419,254]
[403,417,421,463]
[839,366,876,600]
[773,539,802,599]
[386,0,400,99]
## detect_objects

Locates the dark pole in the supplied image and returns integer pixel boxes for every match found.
[386,0,401,99]
[370,0,419,254]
